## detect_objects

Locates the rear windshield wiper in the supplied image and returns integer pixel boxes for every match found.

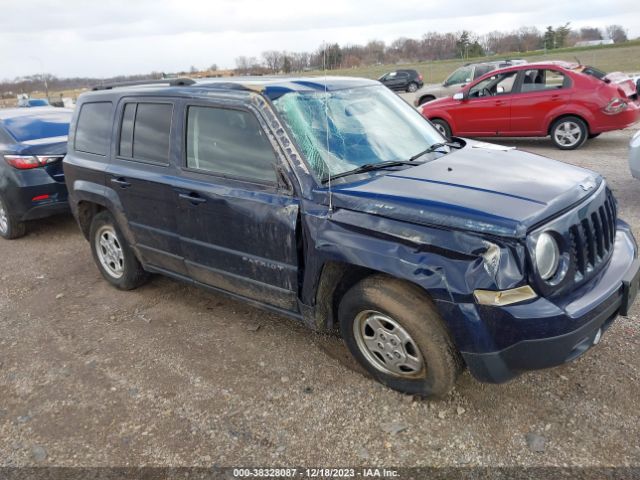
[409,141,462,162]
[322,160,420,183]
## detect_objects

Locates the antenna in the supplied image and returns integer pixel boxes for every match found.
[323,41,333,214]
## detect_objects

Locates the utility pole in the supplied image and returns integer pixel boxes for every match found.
[29,56,49,102]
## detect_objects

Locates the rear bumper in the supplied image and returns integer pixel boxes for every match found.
[1,167,69,221]
[591,101,640,134]
[461,224,638,383]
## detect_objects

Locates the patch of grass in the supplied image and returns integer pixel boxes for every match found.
[302,41,640,84]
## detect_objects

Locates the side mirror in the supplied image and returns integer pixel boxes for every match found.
[453,92,465,101]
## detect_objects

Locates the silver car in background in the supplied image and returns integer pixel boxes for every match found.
[630,130,640,179]
[413,59,527,106]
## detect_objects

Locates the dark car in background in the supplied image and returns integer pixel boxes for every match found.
[0,107,72,239]
[378,69,423,92]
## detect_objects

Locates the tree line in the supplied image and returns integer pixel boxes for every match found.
[0,23,631,96]
[235,23,630,74]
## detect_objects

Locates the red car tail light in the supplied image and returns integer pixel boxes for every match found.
[4,155,40,169]
[603,98,628,115]
[3,155,63,169]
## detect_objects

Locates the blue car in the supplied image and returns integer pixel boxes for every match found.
[63,77,639,397]
[0,107,72,239]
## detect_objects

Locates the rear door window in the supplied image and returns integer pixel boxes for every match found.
[445,66,473,86]
[521,69,570,92]
[474,65,494,79]
[74,102,113,156]
[118,102,173,164]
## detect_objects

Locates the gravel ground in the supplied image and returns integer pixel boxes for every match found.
[0,128,639,469]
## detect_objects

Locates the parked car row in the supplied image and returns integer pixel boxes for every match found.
[1,76,639,398]
[417,61,640,149]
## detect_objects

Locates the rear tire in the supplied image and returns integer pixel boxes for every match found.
[407,82,418,93]
[338,275,462,397]
[0,195,26,240]
[89,210,149,290]
[431,119,452,140]
[550,116,588,150]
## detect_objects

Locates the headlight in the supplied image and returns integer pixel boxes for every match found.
[535,232,560,280]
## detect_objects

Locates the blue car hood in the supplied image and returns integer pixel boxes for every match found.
[327,142,601,238]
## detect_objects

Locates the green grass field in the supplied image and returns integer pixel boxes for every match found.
[303,40,640,84]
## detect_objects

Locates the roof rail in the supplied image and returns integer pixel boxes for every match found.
[91,77,195,91]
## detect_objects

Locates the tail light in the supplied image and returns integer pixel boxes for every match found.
[603,98,628,115]
[4,155,63,169]
[418,74,423,81]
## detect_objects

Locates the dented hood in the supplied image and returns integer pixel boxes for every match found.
[328,141,601,238]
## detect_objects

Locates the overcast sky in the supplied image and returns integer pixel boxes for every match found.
[1,0,638,79]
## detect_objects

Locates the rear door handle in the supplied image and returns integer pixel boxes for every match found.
[178,192,207,205]
[110,177,131,188]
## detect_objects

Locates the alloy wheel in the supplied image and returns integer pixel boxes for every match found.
[95,225,125,279]
[553,120,582,148]
[0,198,8,235]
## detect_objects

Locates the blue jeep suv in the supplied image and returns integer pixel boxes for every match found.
[0,107,72,239]
[63,77,639,397]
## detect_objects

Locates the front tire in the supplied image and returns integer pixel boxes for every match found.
[0,195,26,240]
[338,275,462,397]
[89,210,148,290]
[431,118,452,140]
[550,116,588,150]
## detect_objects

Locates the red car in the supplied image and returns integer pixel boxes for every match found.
[420,61,640,149]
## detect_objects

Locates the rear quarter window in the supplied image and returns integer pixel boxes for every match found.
[74,102,113,156]
[117,102,172,165]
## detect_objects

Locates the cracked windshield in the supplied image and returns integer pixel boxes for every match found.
[272,85,443,181]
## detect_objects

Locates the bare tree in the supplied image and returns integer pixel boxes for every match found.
[261,51,283,73]
[606,25,628,43]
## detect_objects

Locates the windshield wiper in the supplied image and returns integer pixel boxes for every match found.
[408,141,462,162]
[322,160,420,183]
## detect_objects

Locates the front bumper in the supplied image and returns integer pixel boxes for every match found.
[461,224,638,383]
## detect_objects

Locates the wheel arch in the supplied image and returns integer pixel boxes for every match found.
[546,112,592,136]
[418,94,436,105]
[312,260,442,333]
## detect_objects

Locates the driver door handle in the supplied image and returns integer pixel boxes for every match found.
[110,177,131,188]
[178,192,207,205]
